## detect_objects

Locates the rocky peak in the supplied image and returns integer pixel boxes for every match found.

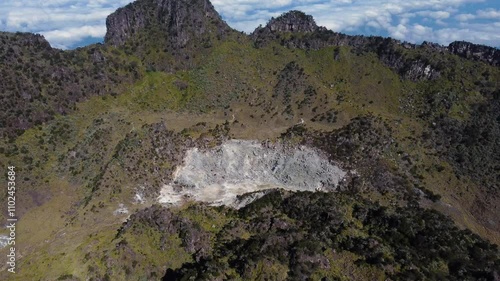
[265,10,320,33]
[0,32,52,51]
[421,41,446,53]
[251,10,324,47]
[104,0,231,47]
[448,41,500,66]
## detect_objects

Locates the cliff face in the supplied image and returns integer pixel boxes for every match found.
[104,0,234,71]
[448,41,500,66]
[104,0,231,48]
[266,10,320,33]
[251,10,321,45]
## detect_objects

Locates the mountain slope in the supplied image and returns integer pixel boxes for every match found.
[0,0,499,280]
[104,0,236,71]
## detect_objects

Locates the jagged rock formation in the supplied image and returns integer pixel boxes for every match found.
[255,12,500,68]
[255,10,321,35]
[448,41,500,66]
[420,40,500,66]
[252,12,499,80]
[104,0,231,47]
[104,0,235,71]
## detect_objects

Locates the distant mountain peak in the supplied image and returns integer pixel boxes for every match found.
[104,0,231,47]
[259,10,321,34]
[448,41,500,66]
[250,10,326,47]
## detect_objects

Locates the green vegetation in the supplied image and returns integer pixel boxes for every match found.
[162,190,500,280]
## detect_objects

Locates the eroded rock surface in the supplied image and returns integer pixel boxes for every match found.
[158,140,346,207]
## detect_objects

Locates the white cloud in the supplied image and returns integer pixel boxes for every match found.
[388,23,409,39]
[42,25,107,49]
[413,24,433,36]
[0,0,133,49]
[455,8,500,22]
[397,21,500,46]
[456,13,475,21]
[476,8,500,19]
[422,11,451,19]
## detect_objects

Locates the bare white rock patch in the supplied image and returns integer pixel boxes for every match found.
[0,235,9,249]
[158,140,346,208]
[113,203,129,215]
[133,186,147,204]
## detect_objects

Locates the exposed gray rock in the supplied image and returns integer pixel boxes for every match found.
[262,10,320,33]
[113,203,129,216]
[0,235,9,249]
[448,40,500,66]
[104,0,231,48]
[158,140,346,207]
[421,41,447,53]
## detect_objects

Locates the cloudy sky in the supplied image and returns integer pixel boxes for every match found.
[0,0,499,49]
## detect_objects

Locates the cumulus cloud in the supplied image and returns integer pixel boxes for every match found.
[456,8,500,22]
[43,25,107,49]
[456,13,476,21]
[0,0,133,49]
[476,8,500,19]
[417,10,450,19]
[0,0,499,49]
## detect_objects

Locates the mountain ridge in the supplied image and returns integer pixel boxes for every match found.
[0,2,498,139]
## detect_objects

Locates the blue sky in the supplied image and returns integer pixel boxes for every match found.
[0,0,499,49]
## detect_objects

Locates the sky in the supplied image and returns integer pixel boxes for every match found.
[0,0,499,50]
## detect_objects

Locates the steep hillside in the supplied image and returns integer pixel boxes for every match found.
[0,32,141,138]
[0,0,499,280]
[104,0,236,71]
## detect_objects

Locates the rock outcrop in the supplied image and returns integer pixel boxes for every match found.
[252,12,444,81]
[158,140,346,207]
[104,0,231,48]
[251,10,323,47]
[104,0,235,71]
[448,41,500,66]
[262,10,321,33]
